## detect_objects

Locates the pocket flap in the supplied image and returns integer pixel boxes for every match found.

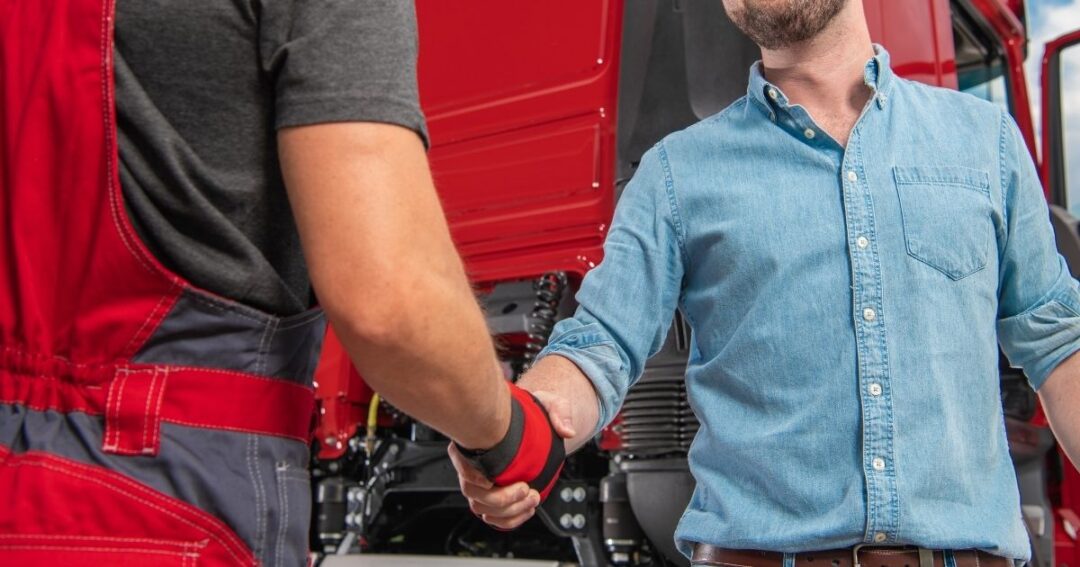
[893,165,990,193]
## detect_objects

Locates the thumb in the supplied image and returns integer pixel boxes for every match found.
[531,390,576,440]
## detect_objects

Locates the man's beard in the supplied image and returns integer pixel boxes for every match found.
[726,0,848,50]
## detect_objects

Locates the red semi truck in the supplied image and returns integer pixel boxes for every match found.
[311,1,1080,566]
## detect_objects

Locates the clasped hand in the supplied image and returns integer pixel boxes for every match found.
[446,390,575,530]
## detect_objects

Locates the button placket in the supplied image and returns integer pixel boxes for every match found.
[841,133,899,543]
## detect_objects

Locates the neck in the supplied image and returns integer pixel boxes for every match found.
[758,2,876,144]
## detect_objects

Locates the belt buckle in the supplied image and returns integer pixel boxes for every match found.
[853,544,935,567]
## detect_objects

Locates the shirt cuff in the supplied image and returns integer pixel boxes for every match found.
[999,287,1080,390]
[536,319,628,438]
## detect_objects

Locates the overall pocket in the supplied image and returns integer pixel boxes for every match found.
[0,446,257,567]
[893,165,993,280]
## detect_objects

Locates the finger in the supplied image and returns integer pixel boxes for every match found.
[532,391,576,439]
[469,489,540,519]
[482,507,536,531]
[446,442,493,489]
[462,481,531,509]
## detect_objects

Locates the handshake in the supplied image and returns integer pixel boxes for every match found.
[446,382,576,530]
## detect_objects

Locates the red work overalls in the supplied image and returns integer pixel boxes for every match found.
[0,1,325,565]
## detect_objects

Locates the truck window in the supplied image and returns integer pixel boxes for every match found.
[952,1,1011,112]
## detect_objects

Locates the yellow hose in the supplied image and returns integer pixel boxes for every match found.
[365,393,380,455]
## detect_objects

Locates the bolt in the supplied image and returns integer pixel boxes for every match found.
[560,487,574,502]
[573,487,586,502]
[572,514,586,529]
[560,514,573,529]
[324,436,337,446]
[344,513,356,527]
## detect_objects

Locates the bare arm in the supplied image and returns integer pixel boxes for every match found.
[516,355,601,453]
[279,122,509,450]
[1039,351,1080,467]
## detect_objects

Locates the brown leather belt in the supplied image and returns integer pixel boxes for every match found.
[691,544,1015,567]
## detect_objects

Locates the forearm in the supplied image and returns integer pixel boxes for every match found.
[280,122,510,449]
[1039,350,1080,467]
[332,277,510,450]
[517,354,602,453]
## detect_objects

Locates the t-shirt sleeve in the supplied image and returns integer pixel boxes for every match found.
[262,0,428,145]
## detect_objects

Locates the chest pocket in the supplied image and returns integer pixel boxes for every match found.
[893,165,993,280]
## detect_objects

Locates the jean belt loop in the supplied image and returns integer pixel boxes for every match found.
[784,552,797,567]
[919,548,935,567]
[944,550,957,567]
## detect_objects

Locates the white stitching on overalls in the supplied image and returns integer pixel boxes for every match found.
[275,463,289,567]
[248,435,267,562]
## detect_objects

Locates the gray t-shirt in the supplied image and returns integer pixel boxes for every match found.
[115,0,427,315]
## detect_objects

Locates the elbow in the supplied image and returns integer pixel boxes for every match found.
[322,288,413,349]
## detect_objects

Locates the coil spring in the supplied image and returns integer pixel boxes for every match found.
[521,272,568,371]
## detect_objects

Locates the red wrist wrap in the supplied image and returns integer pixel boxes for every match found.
[457,383,566,501]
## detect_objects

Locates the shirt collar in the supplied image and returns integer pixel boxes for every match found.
[747,44,893,115]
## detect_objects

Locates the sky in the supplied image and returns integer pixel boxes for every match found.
[1024,0,1080,211]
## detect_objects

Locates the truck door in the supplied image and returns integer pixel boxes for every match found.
[1038,28,1080,567]
[1041,30,1080,272]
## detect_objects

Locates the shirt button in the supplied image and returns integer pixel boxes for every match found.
[862,307,876,322]
[869,383,882,396]
[872,457,886,471]
[803,128,815,139]
[847,170,858,183]
[874,532,888,543]
[768,88,779,100]
[856,236,869,249]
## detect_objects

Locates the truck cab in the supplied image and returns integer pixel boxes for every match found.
[312,2,1080,565]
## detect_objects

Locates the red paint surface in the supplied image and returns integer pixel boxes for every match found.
[865,0,959,89]
[314,0,624,458]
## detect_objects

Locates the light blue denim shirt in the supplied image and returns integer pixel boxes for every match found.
[537,47,1080,560]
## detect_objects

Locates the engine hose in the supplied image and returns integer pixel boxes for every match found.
[365,393,380,455]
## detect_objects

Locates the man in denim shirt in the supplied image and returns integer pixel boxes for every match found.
[448,0,1080,564]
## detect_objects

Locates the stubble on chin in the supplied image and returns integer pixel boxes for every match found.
[726,0,848,50]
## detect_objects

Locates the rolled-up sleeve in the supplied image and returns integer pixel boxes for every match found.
[537,142,686,435]
[996,111,1080,389]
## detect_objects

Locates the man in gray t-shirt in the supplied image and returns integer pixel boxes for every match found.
[111,0,534,557]
[116,0,426,315]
